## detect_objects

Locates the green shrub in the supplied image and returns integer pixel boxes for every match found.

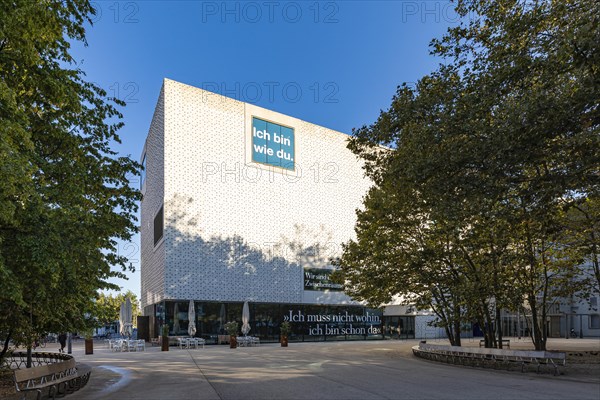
[224,321,239,336]
[280,321,292,336]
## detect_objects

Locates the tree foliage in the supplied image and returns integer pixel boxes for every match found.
[0,0,140,355]
[339,0,599,350]
[94,291,140,329]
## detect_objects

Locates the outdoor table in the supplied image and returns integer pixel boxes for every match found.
[119,339,130,352]
[113,339,138,352]
[217,335,229,344]
[175,337,205,349]
[178,337,188,349]
[135,339,145,351]
[126,339,137,352]
[236,336,259,347]
[112,339,126,352]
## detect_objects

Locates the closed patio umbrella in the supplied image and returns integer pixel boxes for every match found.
[119,302,125,337]
[241,301,250,336]
[188,300,197,337]
[219,304,225,333]
[173,303,180,335]
[124,297,133,338]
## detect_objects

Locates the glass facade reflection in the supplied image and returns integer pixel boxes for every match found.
[381,316,416,339]
[146,301,383,344]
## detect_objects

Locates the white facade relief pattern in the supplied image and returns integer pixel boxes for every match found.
[141,79,372,306]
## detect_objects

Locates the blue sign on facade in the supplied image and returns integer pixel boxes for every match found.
[251,117,295,170]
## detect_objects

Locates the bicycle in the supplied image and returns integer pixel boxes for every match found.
[570,329,578,338]
[32,336,47,350]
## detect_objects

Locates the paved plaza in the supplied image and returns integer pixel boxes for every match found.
[59,338,600,400]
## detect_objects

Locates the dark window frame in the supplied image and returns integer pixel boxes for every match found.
[590,314,600,330]
[140,153,147,189]
[154,206,164,246]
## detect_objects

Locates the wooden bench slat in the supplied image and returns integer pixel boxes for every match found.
[14,357,79,392]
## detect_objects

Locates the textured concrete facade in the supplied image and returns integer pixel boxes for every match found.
[140,87,165,310]
[141,79,372,309]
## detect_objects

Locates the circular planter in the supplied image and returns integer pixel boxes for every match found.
[280,336,288,347]
[229,336,237,349]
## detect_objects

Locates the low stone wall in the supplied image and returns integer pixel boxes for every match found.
[412,342,566,375]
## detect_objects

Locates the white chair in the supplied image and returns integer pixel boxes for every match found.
[126,339,136,352]
[112,339,124,352]
[136,340,145,352]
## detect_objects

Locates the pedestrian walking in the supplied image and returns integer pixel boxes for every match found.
[58,333,67,353]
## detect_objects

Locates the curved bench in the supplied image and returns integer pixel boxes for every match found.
[6,351,91,399]
[412,342,566,376]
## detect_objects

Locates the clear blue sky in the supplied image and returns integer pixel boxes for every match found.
[71,1,459,297]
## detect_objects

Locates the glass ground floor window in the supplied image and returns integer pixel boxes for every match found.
[146,301,384,343]
[381,316,416,339]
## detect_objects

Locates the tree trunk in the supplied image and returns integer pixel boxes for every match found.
[479,303,496,348]
[496,306,504,349]
[26,346,32,368]
[453,301,462,346]
[529,296,545,351]
[453,319,462,347]
[0,331,11,361]
[443,324,455,346]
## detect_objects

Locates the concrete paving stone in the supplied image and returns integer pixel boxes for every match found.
[49,338,600,400]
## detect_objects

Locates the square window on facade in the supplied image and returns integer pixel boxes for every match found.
[590,314,600,330]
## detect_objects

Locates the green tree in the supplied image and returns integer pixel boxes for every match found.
[94,291,141,332]
[564,197,600,296]
[440,0,599,350]
[0,0,140,361]
[340,71,515,347]
[340,0,599,350]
